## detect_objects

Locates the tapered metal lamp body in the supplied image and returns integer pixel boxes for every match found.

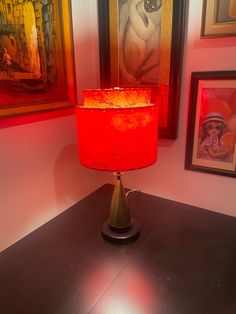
[109,173,131,229]
[76,88,158,243]
[100,172,140,243]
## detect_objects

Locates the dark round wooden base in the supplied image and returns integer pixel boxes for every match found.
[101,220,140,244]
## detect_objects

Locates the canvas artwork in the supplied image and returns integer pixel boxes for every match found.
[193,84,236,169]
[115,0,171,132]
[0,0,76,118]
[186,72,236,178]
[201,0,236,37]
[118,0,163,86]
[217,0,236,23]
[98,0,187,139]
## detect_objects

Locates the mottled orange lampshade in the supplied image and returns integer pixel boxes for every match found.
[76,88,158,171]
[83,88,152,108]
[76,87,159,243]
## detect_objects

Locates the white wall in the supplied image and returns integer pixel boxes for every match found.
[0,0,106,252]
[122,1,236,217]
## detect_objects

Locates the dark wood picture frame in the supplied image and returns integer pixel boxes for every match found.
[185,71,236,178]
[0,0,77,119]
[97,0,187,139]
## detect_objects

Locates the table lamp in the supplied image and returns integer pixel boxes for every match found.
[76,88,158,243]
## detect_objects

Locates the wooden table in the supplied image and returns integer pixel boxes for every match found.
[0,184,235,314]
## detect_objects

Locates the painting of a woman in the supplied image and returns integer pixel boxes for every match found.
[119,0,162,85]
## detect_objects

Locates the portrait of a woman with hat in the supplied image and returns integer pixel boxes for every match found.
[198,112,229,161]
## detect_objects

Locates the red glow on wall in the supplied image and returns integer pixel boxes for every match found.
[0,108,75,129]
[152,84,169,128]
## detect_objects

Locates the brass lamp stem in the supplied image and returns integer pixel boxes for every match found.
[101,172,140,243]
[108,172,132,230]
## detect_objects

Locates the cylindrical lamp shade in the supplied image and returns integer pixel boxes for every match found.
[76,88,158,171]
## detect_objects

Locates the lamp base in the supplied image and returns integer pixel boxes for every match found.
[101,220,140,244]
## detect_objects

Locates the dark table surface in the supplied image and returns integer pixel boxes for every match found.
[0,184,236,314]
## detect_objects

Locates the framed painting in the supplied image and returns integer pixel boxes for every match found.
[201,0,236,38]
[98,0,187,139]
[185,71,236,178]
[0,0,76,119]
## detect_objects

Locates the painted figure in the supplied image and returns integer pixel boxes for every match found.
[199,112,229,161]
[2,48,14,79]
[119,0,162,85]
[23,1,41,79]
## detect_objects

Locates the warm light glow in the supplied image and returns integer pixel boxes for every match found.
[82,262,157,313]
[83,88,151,108]
[76,88,158,171]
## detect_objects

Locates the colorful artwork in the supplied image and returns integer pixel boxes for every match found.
[186,71,236,178]
[197,88,236,163]
[0,0,76,118]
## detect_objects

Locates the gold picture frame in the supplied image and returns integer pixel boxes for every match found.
[0,0,76,119]
[201,0,236,38]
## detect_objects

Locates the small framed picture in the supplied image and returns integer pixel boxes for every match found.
[201,0,236,38]
[185,71,236,178]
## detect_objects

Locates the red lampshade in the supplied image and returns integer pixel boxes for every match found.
[76,88,158,171]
